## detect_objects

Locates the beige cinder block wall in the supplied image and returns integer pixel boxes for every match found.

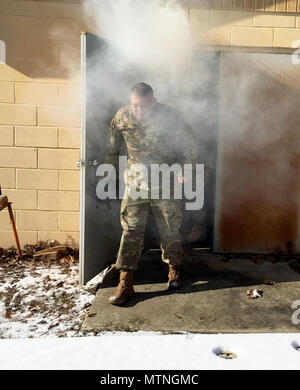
[0,0,299,249]
[0,0,87,248]
[188,0,300,47]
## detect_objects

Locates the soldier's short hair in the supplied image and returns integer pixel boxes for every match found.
[131,82,154,98]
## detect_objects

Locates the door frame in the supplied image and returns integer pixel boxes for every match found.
[79,31,298,283]
[79,31,87,284]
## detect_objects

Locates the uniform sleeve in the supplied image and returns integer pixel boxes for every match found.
[103,115,124,169]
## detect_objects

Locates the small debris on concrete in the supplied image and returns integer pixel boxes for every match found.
[247,289,263,299]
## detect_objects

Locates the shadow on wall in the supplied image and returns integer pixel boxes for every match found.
[0,3,93,81]
[0,38,82,82]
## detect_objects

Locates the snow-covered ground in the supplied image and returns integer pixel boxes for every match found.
[0,262,96,338]
[1,261,300,370]
[1,332,300,370]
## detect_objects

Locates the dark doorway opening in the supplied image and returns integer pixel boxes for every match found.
[80,32,220,283]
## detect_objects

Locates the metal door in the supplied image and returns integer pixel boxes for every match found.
[214,51,300,254]
[79,32,144,284]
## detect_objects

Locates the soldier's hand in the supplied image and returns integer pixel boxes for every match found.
[178,175,188,184]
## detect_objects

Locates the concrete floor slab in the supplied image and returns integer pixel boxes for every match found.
[82,253,300,334]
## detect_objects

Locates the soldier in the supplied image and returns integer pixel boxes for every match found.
[101,82,194,306]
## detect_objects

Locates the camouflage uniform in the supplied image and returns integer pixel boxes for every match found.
[104,102,193,270]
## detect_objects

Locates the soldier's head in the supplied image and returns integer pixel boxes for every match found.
[130,82,157,121]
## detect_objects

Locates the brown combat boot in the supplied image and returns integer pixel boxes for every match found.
[167,264,183,290]
[108,269,135,306]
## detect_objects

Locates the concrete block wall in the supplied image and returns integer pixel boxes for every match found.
[0,0,85,248]
[0,0,299,249]
[186,0,300,46]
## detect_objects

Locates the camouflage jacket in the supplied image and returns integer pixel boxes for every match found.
[103,102,196,200]
[105,103,195,166]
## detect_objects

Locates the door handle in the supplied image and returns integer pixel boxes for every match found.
[76,159,85,167]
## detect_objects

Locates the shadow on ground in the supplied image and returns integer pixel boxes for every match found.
[82,252,300,334]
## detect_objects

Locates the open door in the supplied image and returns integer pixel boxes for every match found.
[79,32,143,284]
[80,31,221,284]
[214,51,300,254]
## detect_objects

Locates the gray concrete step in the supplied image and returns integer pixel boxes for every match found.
[82,254,300,334]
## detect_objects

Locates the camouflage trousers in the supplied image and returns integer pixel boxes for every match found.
[115,198,184,270]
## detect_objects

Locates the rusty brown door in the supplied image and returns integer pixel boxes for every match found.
[214,51,300,254]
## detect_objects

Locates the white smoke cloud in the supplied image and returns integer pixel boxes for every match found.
[81,0,216,162]
[79,0,300,253]
[83,0,194,84]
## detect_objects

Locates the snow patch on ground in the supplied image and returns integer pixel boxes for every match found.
[0,263,96,338]
[1,332,300,370]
